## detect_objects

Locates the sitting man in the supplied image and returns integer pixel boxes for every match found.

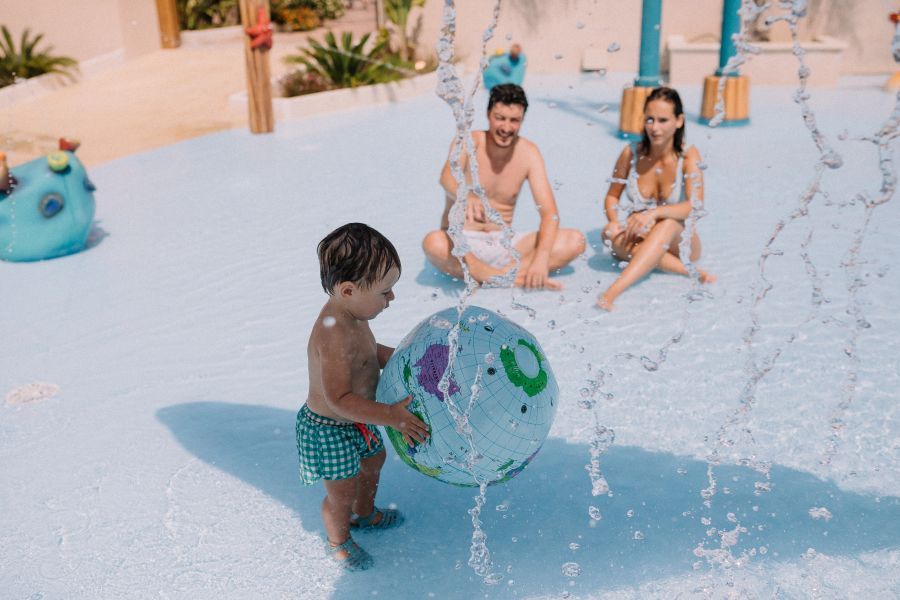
[422,84,584,289]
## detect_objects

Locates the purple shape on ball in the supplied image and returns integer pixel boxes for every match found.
[415,343,460,400]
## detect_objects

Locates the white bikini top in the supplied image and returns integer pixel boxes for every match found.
[624,142,685,209]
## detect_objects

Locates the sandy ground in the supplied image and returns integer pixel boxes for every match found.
[1,5,377,167]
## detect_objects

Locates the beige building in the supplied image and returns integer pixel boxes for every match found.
[2,0,161,68]
[417,0,893,86]
[2,0,893,84]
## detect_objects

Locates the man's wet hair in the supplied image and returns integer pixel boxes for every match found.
[488,83,528,113]
[318,223,401,294]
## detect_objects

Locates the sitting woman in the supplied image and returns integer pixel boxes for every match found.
[597,87,715,310]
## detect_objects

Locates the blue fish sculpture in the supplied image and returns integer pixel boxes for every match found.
[483,46,527,92]
[0,141,96,262]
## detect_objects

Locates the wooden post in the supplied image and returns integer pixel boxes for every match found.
[619,0,662,139]
[374,0,386,30]
[239,0,275,134]
[887,13,900,90]
[700,75,749,123]
[619,86,654,139]
[155,0,181,48]
[700,0,750,126]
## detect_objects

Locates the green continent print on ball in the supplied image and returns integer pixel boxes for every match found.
[376,305,558,486]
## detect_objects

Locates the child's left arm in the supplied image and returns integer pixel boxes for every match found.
[376,343,394,369]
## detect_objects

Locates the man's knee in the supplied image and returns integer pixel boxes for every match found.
[560,228,586,259]
[422,230,450,257]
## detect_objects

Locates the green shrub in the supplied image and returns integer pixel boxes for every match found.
[273,0,344,23]
[178,0,344,31]
[280,68,331,97]
[177,0,239,30]
[275,6,320,32]
[284,31,404,89]
[384,0,425,61]
[0,26,78,88]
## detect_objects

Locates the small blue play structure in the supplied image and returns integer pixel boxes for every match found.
[483,49,527,91]
[0,144,96,262]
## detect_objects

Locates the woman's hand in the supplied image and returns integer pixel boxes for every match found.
[625,210,657,243]
[603,220,624,242]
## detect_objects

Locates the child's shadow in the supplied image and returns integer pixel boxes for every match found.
[158,402,900,599]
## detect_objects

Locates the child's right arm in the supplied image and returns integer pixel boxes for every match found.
[318,332,430,447]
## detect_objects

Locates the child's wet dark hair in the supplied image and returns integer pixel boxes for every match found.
[488,83,529,113]
[318,223,401,294]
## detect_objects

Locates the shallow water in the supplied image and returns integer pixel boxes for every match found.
[1,72,898,598]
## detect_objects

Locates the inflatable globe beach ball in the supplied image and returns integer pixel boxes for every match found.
[376,305,558,486]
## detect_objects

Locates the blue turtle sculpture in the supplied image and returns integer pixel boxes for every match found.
[0,140,96,262]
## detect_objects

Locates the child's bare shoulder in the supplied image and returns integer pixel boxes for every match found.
[309,310,358,357]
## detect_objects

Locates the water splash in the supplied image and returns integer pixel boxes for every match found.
[708,0,767,129]
[434,0,507,584]
[435,0,520,294]
[819,94,900,469]
[695,0,875,583]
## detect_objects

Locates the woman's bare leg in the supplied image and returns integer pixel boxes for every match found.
[599,225,715,309]
[598,218,685,310]
[655,231,716,282]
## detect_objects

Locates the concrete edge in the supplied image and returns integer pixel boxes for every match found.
[180,26,244,47]
[667,34,849,53]
[228,70,439,122]
[0,49,126,107]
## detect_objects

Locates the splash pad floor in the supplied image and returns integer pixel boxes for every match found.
[2,73,898,598]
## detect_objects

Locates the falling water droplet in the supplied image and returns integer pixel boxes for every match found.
[561,562,582,577]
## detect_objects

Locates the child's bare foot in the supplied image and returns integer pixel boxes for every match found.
[698,269,716,284]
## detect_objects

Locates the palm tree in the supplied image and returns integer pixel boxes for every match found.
[0,26,79,88]
[384,0,425,62]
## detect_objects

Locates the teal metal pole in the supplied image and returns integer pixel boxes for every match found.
[635,0,662,87]
[716,0,742,76]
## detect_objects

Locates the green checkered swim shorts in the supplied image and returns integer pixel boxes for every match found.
[296,404,384,485]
